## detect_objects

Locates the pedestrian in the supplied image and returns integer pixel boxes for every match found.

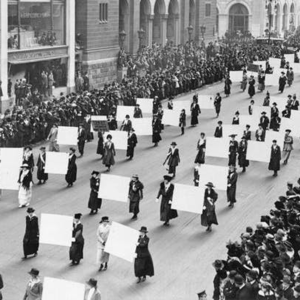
[248,99,254,115]
[194,132,206,165]
[258,71,265,92]
[214,93,222,117]
[97,216,110,271]
[23,268,43,300]
[107,115,118,130]
[194,163,200,186]
[88,171,102,215]
[240,71,247,92]
[179,109,186,135]
[255,124,265,141]
[268,140,281,177]
[224,75,232,97]
[156,175,178,226]
[260,111,269,130]
[128,174,144,220]
[243,124,251,140]
[134,226,154,283]
[36,146,48,184]
[164,141,180,177]
[279,71,287,93]
[256,282,276,300]
[190,95,201,126]
[23,207,39,260]
[47,123,59,152]
[167,97,173,110]
[232,111,240,125]
[223,270,239,300]
[126,128,138,160]
[102,134,116,172]
[234,274,254,300]
[287,67,294,87]
[214,121,223,138]
[282,105,291,118]
[197,290,207,300]
[227,165,238,208]
[133,104,143,118]
[238,137,249,172]
[78,124,86,157]
[85,278,101,300]
[152,114,162,147]
[65,147,77,187]
[201,182,218,232]
[69,213,84,266]
[263,91,270,106]
[120,114,132,132]
[212,260,227,300]
[96,131,104,159]
[18,163,33,208]
[248,75,256,98]
[291,94,299,110]
[282,129,293,164]
[228,134,238,166]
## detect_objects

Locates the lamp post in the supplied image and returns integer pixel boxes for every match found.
[187,25,194,44]
[137,28,145,50]
[200,25,206,48]
[119,30,127,50]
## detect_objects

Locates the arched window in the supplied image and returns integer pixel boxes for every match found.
[228,4,249,33]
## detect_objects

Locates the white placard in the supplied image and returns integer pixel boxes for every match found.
[104,221,139,263]
[103,131,128,150]
[229,71,243,82]
[222,125,245,140]
[0,147,23,166]
[172,100,191,115]
[137,98,153,114]
[91,115,107,121]
[131,118,152,135]
[198,164,228,191]
[57,126,78,145]
[239,115,260,130]
[172,184,204,214]
[252,105,271,119]
[40,214,73,247]
[206,137,229,158]
[265,131,285,148]
[265,74,279,86]
[285,54,294,64]
[253,61,266,69]
[271,97,288,113]
[116,106,135,121]
[280,117,300,137]
[42,277,85,300]
[290,62,300,73]
[198,95,214,109]
[44,152,69,175]
[98,174,130,202]
[162,109,181,126]
[269,57,281,69]
[246,141,270,163]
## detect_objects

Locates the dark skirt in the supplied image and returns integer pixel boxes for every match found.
[23,238,39,256]
[97,140,104,155]
[248,85,255,97]
[201,209,218,226]
[129,200,140,214]
[37,167,48,181]
[194,149,205,164]
[69,242,84,261]
[227,187,237,203]
[238,153,249,167]
[134,256,154,277]
[228,152,237,166]
[160,200,178,222]
[152,132,162,143]
[126,146,135,157]
[65,165,77,184]
[88,190,102,210]
[191,115,198,125]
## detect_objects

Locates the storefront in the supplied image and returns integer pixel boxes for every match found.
[0,0,75,112]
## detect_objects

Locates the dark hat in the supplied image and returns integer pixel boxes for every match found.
[287,181,293,187]
[28,268,39,276]
[205,182,214,188]
[106,134,112,139]
[26,207,35,213]
[218,121,223,125]
[163,175,173,181]
[130,128,135,132]
[234,274,244,285]
[272,102,277,106]
[170,141,177,146]
[285,129,291,133]
[132,174,139,179]
[229,134,237,138]
[70,147,76,152]
[86,278,97,287]
[288,94,292,98]
[281,71,285,74]
[91,170,100,176]
[39,146,46,150]
[21,163,29,169]
[139,226,148,233]
[294,285,300,293]
[212,259,224,269]
[125,114,130,118]
[272,139,277,143]
[100,216,109,223]
[247,269,258,279]
[197,290,207,298]
[235,111,240,115]
[229,270,237,279]
[74,213,82,219]
[246,124,250,128]
[261,111,267,115]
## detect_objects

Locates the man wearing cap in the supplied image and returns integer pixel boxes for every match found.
[214,121,223,138]
[47,123,59,152]
[23,268,43,300]
[88,171,102,215]
[279,71,287,93]
[282,129,293,164]
[120,115,132,133]
[260,111,269,130]
[191,95,201,126]
[36,147,48,184]
[85,278,101,300]
[227,165,238,208]
[228,135,238,166]
[164,142,180,177]
[268,140,281,177]
[197,290,207,300]
[126,128,138,160]
[97,216,110,271]
[23,207,39,260]
[78,124,86,157]
[128,174,144,220]
[69,213,84,265]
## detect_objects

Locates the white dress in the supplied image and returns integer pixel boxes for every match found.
[96,223,110,264]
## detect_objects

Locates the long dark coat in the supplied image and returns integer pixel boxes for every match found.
[36,152,48,181]
[126,132,138,158]
[77,128,86,154]
[96,132,104,155]
[248,79,256,97]
[194,139,206,164]
[227,171,238,203]
[190,103,201,125]
[128,180,144,214]
[88,177,102,210]
[201,188,218,226]
[23,215,39,256]
[268,145,281,171]
[224,78,232,95]
[279,75,287,92]
[152,118,162,143]
[214,95,222,114]
[65,154,77,184]
[102,142,116,166]
[69,223,84,262]
[238,141,249,168]
[214,126,223,138]
[228,140,238,166]
[134,235,154,278]
[157,182,178,222]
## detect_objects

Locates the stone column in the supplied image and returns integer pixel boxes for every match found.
[147,15,154,47]
[174,14,180,45]
[161,14,168,46]
[218,14,228,38]
[129,0,140,54]
[66,0,75,92]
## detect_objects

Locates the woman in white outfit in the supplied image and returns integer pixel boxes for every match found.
[18,164,33,208]
[97,216,110,271]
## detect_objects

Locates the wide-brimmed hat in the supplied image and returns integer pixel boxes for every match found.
[132,174,139,179]
[91,170,99,176]
[285,129,291,133]
[197,290,207,297]
[86,278,97,287]
[28,268,39,276]
[205,182,214,188]
[69,147,76,152]
[39,146,46,150]
[218,121,223,125]
[74,213,82,219]
[100,216,109,223]
[235,111,240,115]
[139,226,148,233]
[229,134,237,138]
[261,111,267,115]
[163,175,173,181]
[26,207,35,213]
[170,141,177,146]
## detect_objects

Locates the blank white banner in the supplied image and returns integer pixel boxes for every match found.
[116,106,135,121]
[229,71,243,82]
[253,61,266,69]
[103,131,128,150]
[265,74,279,86]
[172,184,204,214]
[280,117,300,137]
[43,277,85,300]
[132,118,152,135]
[206,137,229,159]
[137,98,153,114]
[57,126,78,145]
[98,174,130,202]
[252,105,271,119]
[246,141,270,163]
[239,115,260,129]
[172,100,191,116]
[44,152,69,175]
[105,221,139,263]
[265,130,285,148]
[198,95,214,109]
[290,62,300,73]
[222,125,245,140]
[40,214,73,247]
[269,57,281,69]
[271,97,288,113]
[285,54,294,63]
[198,164,228,191]
[162,109,181,126]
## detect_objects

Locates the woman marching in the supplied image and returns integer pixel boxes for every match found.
[201,182,218,232]
[248,75,256,98]
[18,163,34,208]
[134,226,154,283]
[238,136,249,172]
[88,171,102,215]
[164,142,180,178]
[258,71,266,92]
[224,75,232,97]
[36,146,48,184]
[240,70,248,92]
[190,95,201,126]
[179,109,186,135]
[102,134,116,172]
[194,132,206,165]
[214,93,222,117]
[65,147,77,187]
[69,213,84,266]
[96,131,104,159]
[96,216,111,271]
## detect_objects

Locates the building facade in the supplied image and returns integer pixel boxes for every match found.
[216,0,299,38]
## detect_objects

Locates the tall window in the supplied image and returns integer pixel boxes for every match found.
[99,3,108,23]
[205,3,211,17]
[229,3,249,33]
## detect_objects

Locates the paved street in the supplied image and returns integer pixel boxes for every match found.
[1,76,300,300]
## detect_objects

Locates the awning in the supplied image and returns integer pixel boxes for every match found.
[8,54,69,65]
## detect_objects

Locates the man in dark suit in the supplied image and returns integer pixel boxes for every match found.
[234,274,254,300]
[78,124,86,157]
[214,121,223,138]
